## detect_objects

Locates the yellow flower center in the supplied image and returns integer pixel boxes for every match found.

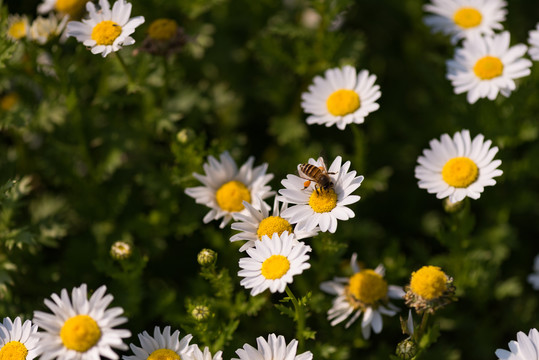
[1,93,19,111]
[215,180,251,212]
[8,21,27,40]
[60,315,101,352]
[308,189,337,213]
[441,157,478,188]
[147,349,181,360]
[326,89,361,116]
[410,266,448,300]
[91,21,122,46]
[473,56,504,80]
[261,255,290,280]
[348,269,388,305]
[0,341,28,360]
[453,7,482,29]
[148,19,178,41]
[256,216,293,239]
[55,0,86,17]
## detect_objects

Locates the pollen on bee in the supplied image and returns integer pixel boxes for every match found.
[303,180,311,189]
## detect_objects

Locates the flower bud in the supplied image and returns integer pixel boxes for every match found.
[396,339,418,360]
[197,248,217,266]
[110,241,132,260]
[191,305,211,321]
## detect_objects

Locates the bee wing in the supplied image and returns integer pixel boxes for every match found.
[297,164,315,180]
[317,156,328,172]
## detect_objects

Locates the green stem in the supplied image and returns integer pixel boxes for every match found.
[285,285,306,352]
[115,51,134,84]
[162,55,170,97]
[416,312,430,341]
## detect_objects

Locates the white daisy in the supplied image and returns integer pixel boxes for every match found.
[65,0,145,58]
[238,231,311,296]
[0,317,40,360]
[415,129,503,203]
[320,253,404,340]
[527,254,539,290]
[232,334,312,360]
[423,0,507,44]
[301,65,381,130]
[33,284,131,360]
[29,14,69,45]
[278,156,363,233]
[528,24,539,61]
[230,196,319,252]
[122,326,194,360]
[183,344,222,360]
[447,31,532,104]
[185,151,274,229]
[495,328,539,360]
[7,14,30,41]
[37,0,87,18]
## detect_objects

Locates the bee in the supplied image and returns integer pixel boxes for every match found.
[298,158,336,193]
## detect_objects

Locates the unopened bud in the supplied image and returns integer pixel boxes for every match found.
[110,241,132,260]
[396,339,418,360]
[443,197,465,213]
[197,248,217,266]
[191,305,211,321]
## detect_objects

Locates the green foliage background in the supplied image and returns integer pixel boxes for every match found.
[1,0,539,359]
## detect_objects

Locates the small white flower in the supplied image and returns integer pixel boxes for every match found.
[447,31,532,104]
[122,326,194,360]
[301,65,381,130]
[527,254,539,290]
[33,284,131,360]
[183,344,222,360]
[528,24,539,61]
[66,0,145,57]
[230,196,319,252]
[185,151,274,229]
[415,129,502,203]
[0,317,40,360]
[495,328,539,360]
[238,232,311,296]
[423,0,507,44]
[29,14,68,45]
[320,253,404,340]
[7,14,30,41]
[279,156,363,233]
[232,334,312,360]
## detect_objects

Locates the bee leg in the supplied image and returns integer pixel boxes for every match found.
[303,180,311,189]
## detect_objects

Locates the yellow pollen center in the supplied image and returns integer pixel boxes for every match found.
[441,157,478,188]
[147,349,181,360]
[309,189,337,213]
[261,255,290,280]
[256,216,293,239]
[326,89,361,116]
[8,22,27,40]
[453,7,482,29]
[215,180,251,212]
[60,315,101,352]
[410,266,448,300]
[473,56,504,80]
[54,0,86,17]
[148,19,178,41]
[348,269,388,305]
[91,21,122,46]
[0,341,28,360]
[1,93,19,111]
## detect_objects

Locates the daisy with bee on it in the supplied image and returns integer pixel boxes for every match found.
[278,156,364,233]
[297,159,336,194]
